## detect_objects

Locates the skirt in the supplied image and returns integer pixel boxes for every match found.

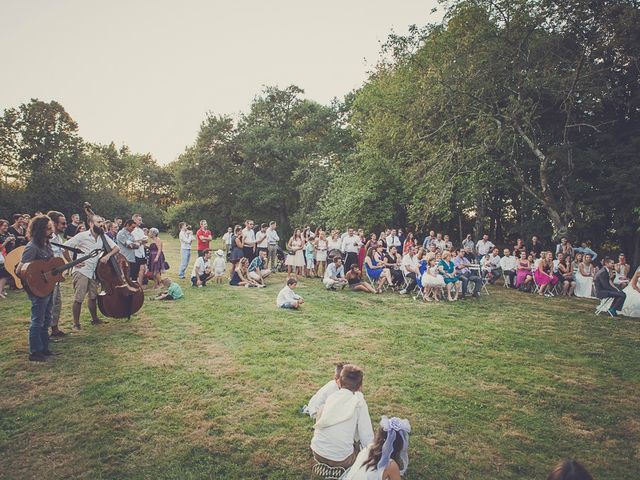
[316,250,327,262]
[285,250,305,267]
[422,273,445,287]
[534,270,557,287]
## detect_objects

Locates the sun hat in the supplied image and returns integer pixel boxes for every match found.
[215,249,224,257]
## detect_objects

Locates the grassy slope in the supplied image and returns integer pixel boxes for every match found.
[0,235,638,479]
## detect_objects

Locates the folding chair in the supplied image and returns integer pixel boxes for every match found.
[471,265,490,295]
[502,272,511,289]
[413,274,425,302]
[311,460,347,480]
[595,297,615,317]
[365,268,388,292]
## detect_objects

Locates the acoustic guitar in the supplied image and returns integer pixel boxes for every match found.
[19,249,101,298]
[4,246,25,290]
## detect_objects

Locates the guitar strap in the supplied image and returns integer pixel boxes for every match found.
[50,241,83,261]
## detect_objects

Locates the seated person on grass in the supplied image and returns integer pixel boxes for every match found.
[212,249,226,284]
[323,256,348,290]
[302,362,345,418]
[311,364,374,469]
[191,249,213,287]
[345,416,411,480]
[230,257,263,287]
[248,249,271,286]
[345,264,378,294]
[154,278,184,300]
[276,278,304,309]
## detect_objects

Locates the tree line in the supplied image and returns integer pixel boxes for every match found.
[2,0,639,262]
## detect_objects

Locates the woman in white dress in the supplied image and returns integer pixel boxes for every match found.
[285,229,305,279]
[327,230,342,264]
[575,254,595,298]
[345,416,411,480]
[315,230,329,278]
[621,266,640,318]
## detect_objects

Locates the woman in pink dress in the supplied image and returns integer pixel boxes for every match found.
[534,251,558,296]
[515,251,533,290]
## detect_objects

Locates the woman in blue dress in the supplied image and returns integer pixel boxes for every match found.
[438,250,460,301]
[364,242,392,293]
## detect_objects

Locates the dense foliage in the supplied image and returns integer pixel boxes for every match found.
[0,99,175,226]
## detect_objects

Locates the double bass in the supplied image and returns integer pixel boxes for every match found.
[83,203,144,318]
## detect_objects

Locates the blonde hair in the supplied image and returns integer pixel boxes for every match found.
[442,250,451,260]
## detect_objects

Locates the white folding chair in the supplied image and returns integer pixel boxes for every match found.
[502,272,511,289]
[595,297,614,317]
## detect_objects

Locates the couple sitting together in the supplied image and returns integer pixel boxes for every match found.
[304,363,411,479]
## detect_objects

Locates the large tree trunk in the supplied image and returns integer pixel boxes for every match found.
[474,193,485,240]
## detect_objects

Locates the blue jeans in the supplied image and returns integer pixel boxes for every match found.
[28,292,53,354]
[179,249,191,278]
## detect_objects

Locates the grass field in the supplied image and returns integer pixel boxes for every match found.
[1,235,639,479]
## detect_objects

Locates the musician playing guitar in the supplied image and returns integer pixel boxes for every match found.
[16,215,58,362]
[63,213,122,330]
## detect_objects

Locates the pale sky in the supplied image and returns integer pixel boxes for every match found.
[1,1,441,164]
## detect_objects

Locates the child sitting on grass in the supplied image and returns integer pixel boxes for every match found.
[154,278,184,300]
[302,362,345,419]
[212,249,226,284]
[276,278,304,309]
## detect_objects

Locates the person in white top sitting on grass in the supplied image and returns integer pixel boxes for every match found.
[323,256,349,290]
[311,364,374,469]
[276,278,304,309]
[302,362,345,418]
[211,249,226,284]
[345,416,411,480]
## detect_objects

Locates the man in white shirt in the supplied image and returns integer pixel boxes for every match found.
[64,214,120,330]
[178,222,194,279]
[276,278,304,309]
[191,249,212,287]
[311,364,374,468]
[323,257,348,290]
[303,363,344,418]
[255,223,269,255]
[399,245,419,294]
[242,219,257,261]
[222,227,233,259]
[499,248,517,288]
[131,213,148,285]
[387,229,401,252]
[434,233,446,251]
[266,221,280,271]
[340,227,361,271]
[47,210,67,337]
[475,234,495,262]
[482,247,502,284]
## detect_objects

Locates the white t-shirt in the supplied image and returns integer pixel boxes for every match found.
[500,255,517,271]
[191,256,210,278]
[307,380,339,418]
[212,256,226,274]
[64,230,116,279]
[401,254,419,275]
[476,240,495,256]
[276,285,301,307]
[256,230,268,248]
[179,230,193,250]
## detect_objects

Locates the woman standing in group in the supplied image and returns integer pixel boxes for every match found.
[230,225,244,274]
[147,228,166,289]
[358,230,367,270]
[402,232,415,254]
[285,229,305,279]
[327,230,342,264]
[315,230,328,278]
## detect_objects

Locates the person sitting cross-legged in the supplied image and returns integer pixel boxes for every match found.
[323,256,348,290]
[482,247,502,284]
[345,416,411,480]
[311,364,374,469]
[276,278,304,309]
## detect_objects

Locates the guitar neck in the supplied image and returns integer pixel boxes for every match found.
[54,250,99,275]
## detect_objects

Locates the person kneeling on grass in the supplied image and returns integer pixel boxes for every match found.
[345,416,411,480]
[302,362,345,418]
[276,278,304,309]
[323,256,348,290]
[191,249,213,287]
[311,364,374,469]
[154,278,184,300]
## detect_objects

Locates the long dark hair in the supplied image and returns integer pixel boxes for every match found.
[362,426,405,472]
[547,459,593,480]
[27,215,51,247]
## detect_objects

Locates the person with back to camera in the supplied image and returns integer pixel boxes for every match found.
[546,459,593,480]
[311,364,374,469]
[345,416,411,480]
[302,362,345,419]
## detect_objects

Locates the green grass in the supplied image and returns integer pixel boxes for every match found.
[1,235,639,479]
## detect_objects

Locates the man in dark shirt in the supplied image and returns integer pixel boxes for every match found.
[529,235,543,258]
[8,214,27,248]
[65,213,81,239]
[17,215,57,362]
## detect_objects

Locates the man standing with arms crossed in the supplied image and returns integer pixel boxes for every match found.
[242,219,257,262]
[196,220,212,257]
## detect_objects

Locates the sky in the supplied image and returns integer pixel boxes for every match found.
[1,1,441,164]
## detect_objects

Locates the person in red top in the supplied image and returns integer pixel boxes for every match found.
[196,220,213,257]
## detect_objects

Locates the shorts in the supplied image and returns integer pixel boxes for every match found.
[248,271,261,281]
[280,302,297,309]
[72,272,98,303]
[306,257,315,269]
[161,294,175,301]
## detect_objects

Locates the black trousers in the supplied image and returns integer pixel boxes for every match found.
[505,270,517,288]
[129,261,140,280]
[243,246,256,262]
[344,252,358,271]
[404,272,417,292]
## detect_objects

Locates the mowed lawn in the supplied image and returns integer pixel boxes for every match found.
[1,235,639,480]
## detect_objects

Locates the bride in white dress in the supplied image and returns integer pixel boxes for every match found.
[621,266,640,318]
[575,256,595,298]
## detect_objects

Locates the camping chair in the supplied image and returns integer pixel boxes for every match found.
[311,460,347,480]
[595,297,615,317]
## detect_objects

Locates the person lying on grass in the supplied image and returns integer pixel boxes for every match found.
[302,362,345,418]
[311,364,374,469]
[276,278,304,309]
[345,416,411,480]
[154,278,184,301]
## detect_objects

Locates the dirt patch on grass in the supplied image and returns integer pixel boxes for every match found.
[0,372,82,409]
[561,413,604,438]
